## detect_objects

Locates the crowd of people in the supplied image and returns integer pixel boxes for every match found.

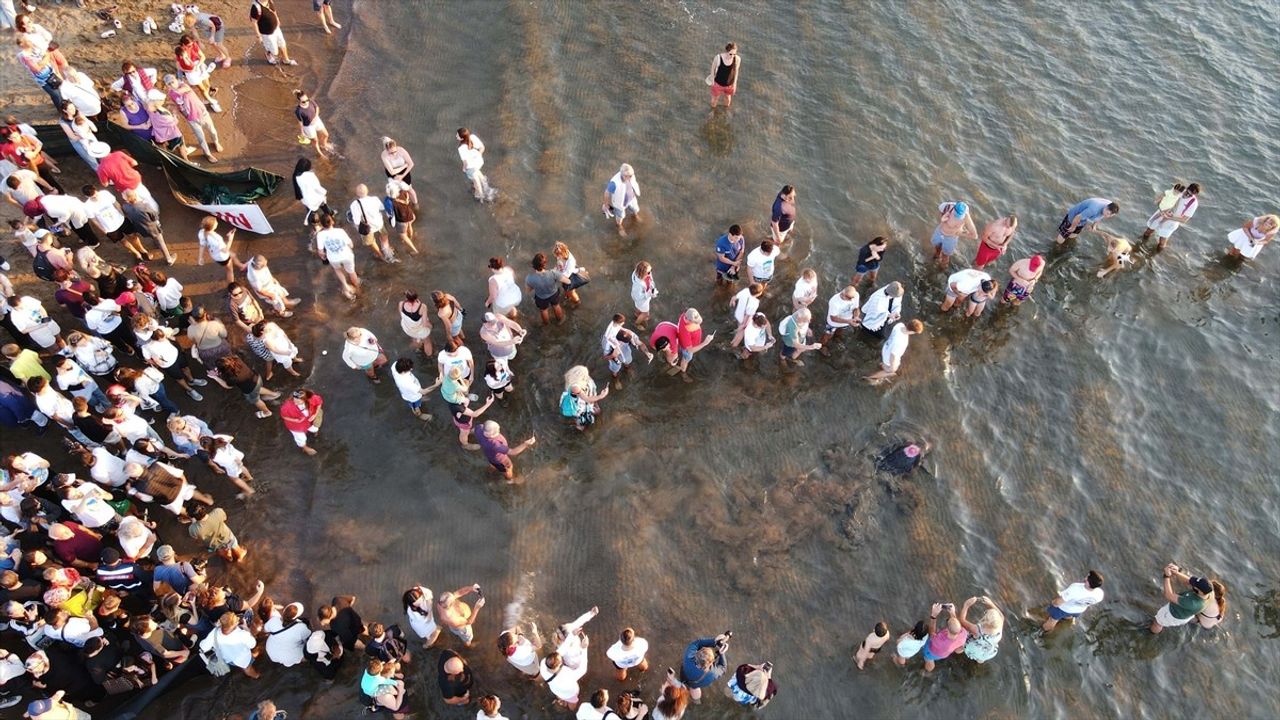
[0,4,1265,719]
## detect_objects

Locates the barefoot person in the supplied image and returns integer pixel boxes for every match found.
[476,420,536,481]
[1142,182,1199,250]
[1002,255,1044,306]
[679,632,730,703]
[315,213,360,299]
[959,596,1004,663]
[341,327,387,383]
[630,261,658,329]
[437,585,485,647]
[1092,228,1133,278]
[1042,570,1105,633]
[708,42,740,108]
[892,621,929,667]
[974,214,1017,269]
[457,128,495,202]
[778,307,821,367]
[770,185,797,245]
[314,0,342,33]
[820,285,860,351]
[602,163,640,237]
[931,201,978,267]
[606,627,649,682]
[1150,564,1213,634]
[486,257,523,319]
[526,253,565,326]
[1056,197,1120,244]
[922,602,966,672]
[250,0,296,66]
[713,224,745,286]
[853,622,889,670]
[852,236,889,285]
[1226,213,1278,261]
[865,319,924,383]
[602,314,652,388]
[725,661,777,710]
[859,281,904,339]
[940,268,991,313]
[676,308,715,374]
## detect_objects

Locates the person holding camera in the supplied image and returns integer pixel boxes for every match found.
[1150,563,1214,634]
[679,631,731,703]
[437,584,485,647]
[922,602,967,672]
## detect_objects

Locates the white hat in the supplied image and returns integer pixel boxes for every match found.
[87,141,111,158]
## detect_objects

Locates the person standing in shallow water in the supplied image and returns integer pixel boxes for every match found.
[602,163,640,237]
[1041,570,1104,633]
[708,42,740,108]
[770,185,797,246]
[1150,564,1213,634]
[1002,255,1043,306]
[930,201,977,268]
[680,631,731,703]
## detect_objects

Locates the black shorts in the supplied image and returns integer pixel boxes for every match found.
[215,258,231,266]
[1057,215,1080,239]
[534,291,561,310]
[861,324,889,340]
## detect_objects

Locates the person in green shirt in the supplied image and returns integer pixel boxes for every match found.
[188,504,246,563]
[2,343,49,382]
[1150,563,1213,633]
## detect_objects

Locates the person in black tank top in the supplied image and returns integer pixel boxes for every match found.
[710,42,741,108]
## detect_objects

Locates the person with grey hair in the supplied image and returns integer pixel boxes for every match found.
[476,420,536,481]
[602,163,640,236]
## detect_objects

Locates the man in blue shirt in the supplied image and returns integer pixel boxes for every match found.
[714,224,745,286]
[1057,197,1119,244]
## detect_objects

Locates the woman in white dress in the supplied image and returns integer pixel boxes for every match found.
[246,255,299,316]
[201,434,255,498]
[1227,214,1278,260]
[403,586,440,648]
[398,291,434,355]
[485,257,522,319]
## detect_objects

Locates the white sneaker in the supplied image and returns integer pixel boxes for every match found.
[208,99,222,113]
[190,378,209,387]
[187,389,204,401]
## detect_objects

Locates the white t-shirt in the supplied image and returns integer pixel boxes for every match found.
[477,711,510,720]
[263,615,311,667]
[90,447,128,487]
[84,191,126,232]
[113,413,152,443]
[826,291,860,328]
[62,488,117,528]
[746,246,779,280]
[882,323,911,365]
[199,230,231,262]
[142,338,178,368]
[507,635,539,669]
[349,196,385,233]
[316,228,354,263]
[541,657,587,702]
[744,322,769,349]
[792,275,818,304]
[606,638,649,669]
[576,705,608,720]
[458,135,485,170]
[946,269,991,296]
[85,300,123,334]
[1057,582,1104,615]
[201,626,256,668]
[37,194,89,227]
[154,278,184,310]
[731,287,760,325]
[35,389,73,424]
[438,346,474,380]
[392,366,423,402]
[860,286,901,332]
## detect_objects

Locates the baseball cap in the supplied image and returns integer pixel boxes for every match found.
[1029,255,1044,271]
[953,201,968,217]
[1190,576,1212,594]
[26,698,56,715]
[156,545,176,562]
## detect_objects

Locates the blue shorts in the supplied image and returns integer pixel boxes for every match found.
[1046,604,1080,621]
[921,643,946,662]
[406,398,422,411]
[679,348,693,362]
[313,0,331,9]
[780,343,798,359]
[855,262,879,274]
[824,323,848,336]
[931,226,958,255]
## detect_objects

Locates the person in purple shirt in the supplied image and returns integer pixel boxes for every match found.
[475,420,536,482]
[1056,197,1119,244]
[713,224,745,285]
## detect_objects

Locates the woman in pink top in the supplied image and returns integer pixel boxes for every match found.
[921,602,968,671]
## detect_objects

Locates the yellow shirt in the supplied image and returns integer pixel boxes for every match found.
[8,349,50,382]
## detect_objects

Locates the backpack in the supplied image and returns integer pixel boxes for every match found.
[32,249,56,282]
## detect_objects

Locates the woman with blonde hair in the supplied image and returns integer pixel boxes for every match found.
[560,365,609,430]
[1227,213,1278,260]
[553,241,588,305]
[959,595,1004,663]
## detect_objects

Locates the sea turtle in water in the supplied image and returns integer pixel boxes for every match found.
[874,440,932,476]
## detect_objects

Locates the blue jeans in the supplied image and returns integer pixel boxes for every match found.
[151,383,181,416]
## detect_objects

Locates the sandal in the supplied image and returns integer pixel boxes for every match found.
[255,410,272,419]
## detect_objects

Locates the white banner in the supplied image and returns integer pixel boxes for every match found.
[185,203,275,234]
